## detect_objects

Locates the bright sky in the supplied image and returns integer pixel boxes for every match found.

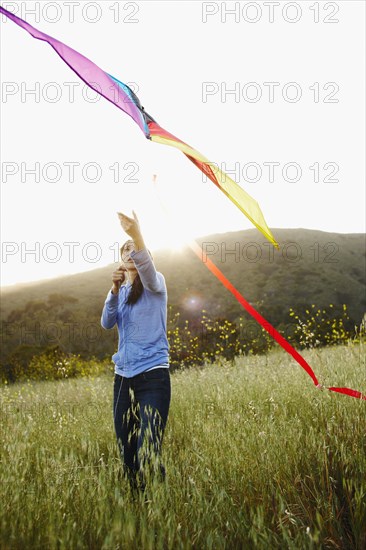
[1,1,365,287]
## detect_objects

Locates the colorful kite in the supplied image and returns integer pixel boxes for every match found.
[0,5,277,248]
[2,6,364,400]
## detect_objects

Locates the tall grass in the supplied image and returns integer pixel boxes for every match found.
[1,343,365,549]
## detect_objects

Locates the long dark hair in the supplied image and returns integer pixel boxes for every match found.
[120,241,153,306]
[126,274,143,305]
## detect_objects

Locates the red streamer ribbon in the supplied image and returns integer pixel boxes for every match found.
[190,240,365,401]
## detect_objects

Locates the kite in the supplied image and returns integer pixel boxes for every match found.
[0,5,277,249]
[1,6,364,401]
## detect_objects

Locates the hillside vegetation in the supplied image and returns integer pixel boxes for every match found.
[1,229,365,379]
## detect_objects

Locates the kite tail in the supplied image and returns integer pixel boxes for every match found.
[191,240,365,401]
[327,387,365,400]
[152,178,365,401]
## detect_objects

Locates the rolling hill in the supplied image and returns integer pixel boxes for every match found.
[1,228,365,367]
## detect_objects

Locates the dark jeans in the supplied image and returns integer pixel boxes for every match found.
[113,367,171,492]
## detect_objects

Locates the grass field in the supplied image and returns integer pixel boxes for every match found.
[1,343,365,549]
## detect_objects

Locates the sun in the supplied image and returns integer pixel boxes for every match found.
[151,229,188,253]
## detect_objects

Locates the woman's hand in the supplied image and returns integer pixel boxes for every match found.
[117,210,146,252]
[111,265,126,294]
[117,210,141,239]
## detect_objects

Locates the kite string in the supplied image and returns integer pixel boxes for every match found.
[152,175,365,401]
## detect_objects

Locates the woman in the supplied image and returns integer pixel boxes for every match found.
[101,210,171,494]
